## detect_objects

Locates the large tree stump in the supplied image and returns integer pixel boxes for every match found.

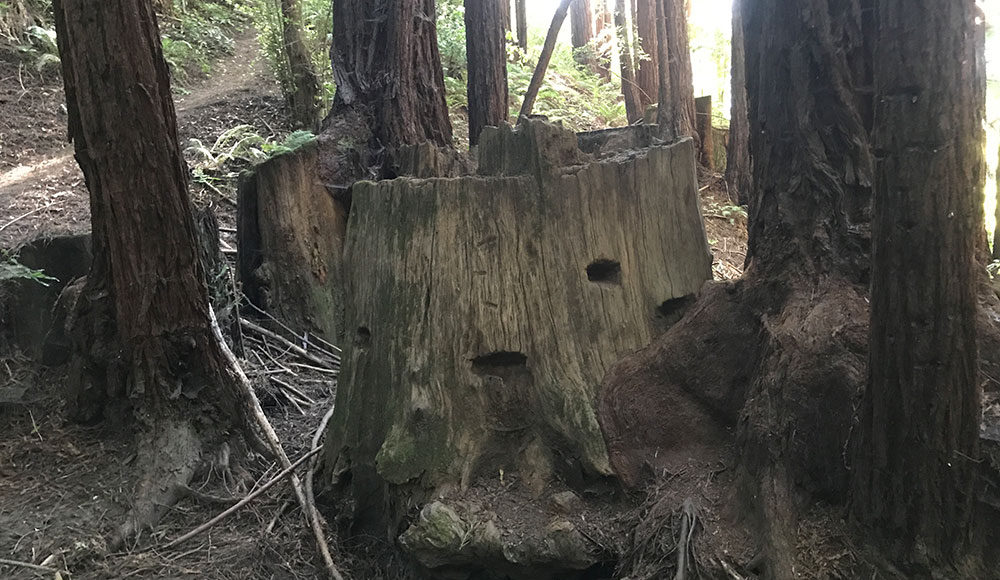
[322,120,712,573]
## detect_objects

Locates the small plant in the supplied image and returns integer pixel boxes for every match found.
[0,252,56,286]
[186,125,316,171]
[16,25,60,72]
[704,202,748,225]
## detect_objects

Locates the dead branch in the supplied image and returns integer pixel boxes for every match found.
[240,317,340,369]
[162,447,320,549]
[306,401,339,579]
[516,0,578,124]
[211,309,344,580]
[0,557,59,574]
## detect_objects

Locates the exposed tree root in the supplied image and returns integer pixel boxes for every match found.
[600,274,869,579]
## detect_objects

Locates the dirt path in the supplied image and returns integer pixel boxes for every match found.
[0,31,287,249]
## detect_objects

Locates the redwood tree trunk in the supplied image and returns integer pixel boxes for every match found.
[569,0,595,70]
[515,0,528,50]
[593,1,613,79]
[329,0,453,147]
[663,0,695,139]
[725,0,751,205]
[615,0,642,123]
[600,0,876,575]
[851,0,982,567]
[280,0,322,129]
[54,0,254,539]
[633,0,658,110]
[465,0,509,145]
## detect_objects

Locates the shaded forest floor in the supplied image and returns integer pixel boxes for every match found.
[0,28,749,580]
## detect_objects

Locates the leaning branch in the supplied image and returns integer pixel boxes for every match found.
[516,0,578,124]
[211,309,344,580]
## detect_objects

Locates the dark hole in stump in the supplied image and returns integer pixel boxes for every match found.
[586,259,622,285]
[355,326,372,348]
[655,294,697,329]
[471,351,528,370]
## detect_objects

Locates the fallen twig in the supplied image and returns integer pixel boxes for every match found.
[243,301,342,354]
[307,401,339,578]
[0,201,63,233]
[240,318,339,369]
[288,362,339,375]
[0,557,59,574]
[162,447,320,549]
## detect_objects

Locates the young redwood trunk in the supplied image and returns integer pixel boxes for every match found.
[515,0,528,50]
[851,0,981,566]
[725,0,750,206]
[653,0,672,139]
[633,0,658,109]
[615,0,642,123]
[593,1,613,79]
[663,0,695,139]
[569,0,595,70]
[54,0,254,539]
[329,0,453,147]
[280,0,322,129]
[465,0,509,145]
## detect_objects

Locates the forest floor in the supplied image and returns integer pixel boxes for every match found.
[0,29,749,580]
[0,30,290,250]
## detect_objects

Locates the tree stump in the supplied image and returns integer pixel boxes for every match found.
[323,120,712,573]
[237,142,348,341]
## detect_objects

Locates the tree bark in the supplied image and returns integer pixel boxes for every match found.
[653,0,672,139]
[569,0,595,70]
[328,0,453,148]
[663,0,695,140]
[851,0,982,567]
[725,0,750,205]
[517,0,576,124]
[615,0,642,123]
[515,0,528,50]
[465,0,510,146]
[54,0,256,540]
[280,0,323,129]
[634,0,658,110]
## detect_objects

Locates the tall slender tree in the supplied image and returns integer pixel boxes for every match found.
[515,0,528,50]
[663,0,695,139]
[569,0,596,70]
[328,0,453,147]
[633,0,658,109]
[725,0,750,205]
[851,0,982,567]
[615,0,642,123]
[53,0,259,539]
[279,0,322,129]
[465,0,509,145]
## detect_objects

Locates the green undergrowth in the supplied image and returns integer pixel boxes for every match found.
[437,0,627,144]
[247,0,334,112]
[158,0,245,85]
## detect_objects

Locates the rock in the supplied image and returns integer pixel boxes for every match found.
[550,491,584,514]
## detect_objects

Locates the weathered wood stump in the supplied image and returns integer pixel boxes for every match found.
[323,120,713,576]
[237,142,348,341]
